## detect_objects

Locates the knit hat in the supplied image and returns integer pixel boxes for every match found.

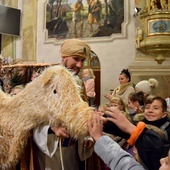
[135,78,158,95]
[60,39,91,59]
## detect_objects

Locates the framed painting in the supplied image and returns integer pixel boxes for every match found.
[45,0,124,40]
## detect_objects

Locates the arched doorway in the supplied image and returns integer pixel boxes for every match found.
[81,50,101,107]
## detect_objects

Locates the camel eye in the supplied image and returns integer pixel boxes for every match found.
[53,89,58,98]
[53,89,57,94]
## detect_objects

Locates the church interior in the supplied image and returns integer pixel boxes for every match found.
[0,1,170,169]
[0,0,170,106]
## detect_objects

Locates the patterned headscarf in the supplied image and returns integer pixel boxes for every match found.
[60,39,91,59]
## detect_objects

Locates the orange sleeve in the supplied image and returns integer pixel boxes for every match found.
[127,122,146,146]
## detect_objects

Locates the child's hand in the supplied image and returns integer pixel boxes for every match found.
[88,113,103,141]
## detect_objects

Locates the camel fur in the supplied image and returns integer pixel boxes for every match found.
[0,65,93,169]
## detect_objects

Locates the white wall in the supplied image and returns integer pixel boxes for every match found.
[36,0,136,104]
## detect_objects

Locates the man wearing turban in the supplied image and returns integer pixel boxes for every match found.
[33,39,94,170]
[60,39,91,75]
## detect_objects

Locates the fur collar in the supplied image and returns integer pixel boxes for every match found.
[113,82,133,95]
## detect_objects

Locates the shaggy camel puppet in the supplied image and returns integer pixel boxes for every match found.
[0,65,93,169]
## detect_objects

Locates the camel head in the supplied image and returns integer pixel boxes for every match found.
[0,65,93,168]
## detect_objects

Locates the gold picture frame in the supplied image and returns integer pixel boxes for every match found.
[43,0,128,44]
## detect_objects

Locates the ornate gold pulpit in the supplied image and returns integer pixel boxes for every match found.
[129,0,170,99]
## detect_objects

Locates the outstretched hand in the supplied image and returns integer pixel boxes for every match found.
[88,113,103,141]
[105,107,135,135]
[104,94,112,101]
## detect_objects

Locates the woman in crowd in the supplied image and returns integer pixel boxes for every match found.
[134,95,170,141]
[135,78,158,97]
[104,68,135,105]
[82,68,96,106]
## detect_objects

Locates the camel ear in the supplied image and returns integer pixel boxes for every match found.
[41,68,54,85]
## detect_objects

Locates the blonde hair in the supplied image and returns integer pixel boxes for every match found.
[110,96,131,121]
[110,96,127,112]
[98,104,107,113]
[82,68,95,79]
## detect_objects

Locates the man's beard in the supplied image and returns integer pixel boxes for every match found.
[63,63,80,75]
[71,69,79,75]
